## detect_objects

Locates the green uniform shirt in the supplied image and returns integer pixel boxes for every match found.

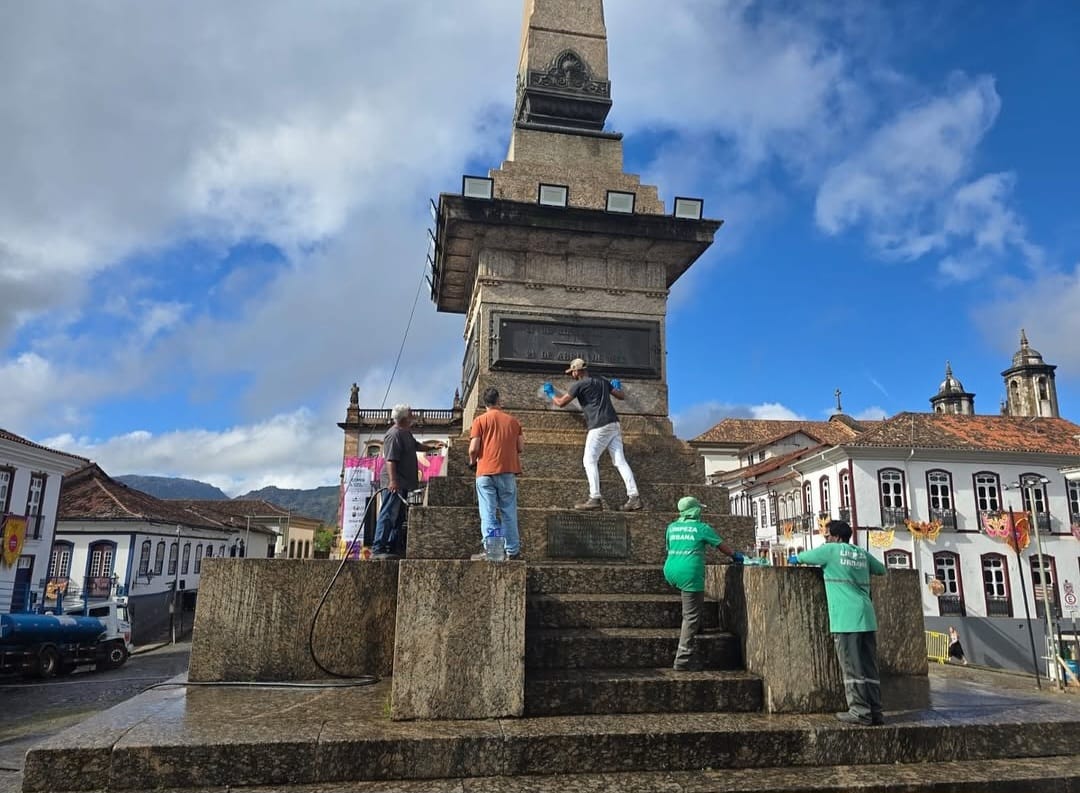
[663,519,723,592]
[796,542,887,633]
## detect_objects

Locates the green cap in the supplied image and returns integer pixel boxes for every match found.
[677,496,706,513]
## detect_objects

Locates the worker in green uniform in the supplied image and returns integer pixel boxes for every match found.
[663,496,745,671]
[790,519,888,725]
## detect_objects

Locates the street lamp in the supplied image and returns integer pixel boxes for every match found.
[1005,475,1061,689]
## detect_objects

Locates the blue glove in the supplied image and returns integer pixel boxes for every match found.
[788,554,799,565]
[542,382,556,399]
[610,378,622,391]
[731,551,745,565]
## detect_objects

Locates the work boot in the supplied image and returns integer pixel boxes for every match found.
[574,496,603,510]
[835,711,872,726]
[621,495,643,511]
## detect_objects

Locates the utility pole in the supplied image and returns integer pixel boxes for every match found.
[1007,476,1062,690]
[1007,508,1042,689]
[171,524,181,644]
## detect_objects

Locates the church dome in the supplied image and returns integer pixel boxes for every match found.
[937,362,965,394]
[1011,329,1045,368]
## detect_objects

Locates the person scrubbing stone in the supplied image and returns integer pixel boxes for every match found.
[664,496,745,671]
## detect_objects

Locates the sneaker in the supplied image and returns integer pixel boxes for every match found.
[508,552,523,561]
[835,712,872,726]
[621,495,643,511]
[871,714,886,726]
[574,497,603,511]
[470,552,487,561]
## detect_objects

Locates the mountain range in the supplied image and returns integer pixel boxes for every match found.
[115,475,339,525]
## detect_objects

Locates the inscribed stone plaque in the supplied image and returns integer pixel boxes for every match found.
[547,513,629,559]
[491,314,661,378]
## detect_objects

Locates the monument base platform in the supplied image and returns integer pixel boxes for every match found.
[23,667,1080,792]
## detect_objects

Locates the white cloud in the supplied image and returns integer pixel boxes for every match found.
[43,409,342,497]
[855,406,888,421]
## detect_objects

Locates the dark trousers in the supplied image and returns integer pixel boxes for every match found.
[674,590,704,668]
[372,489,409,555]
[833,631,883,720]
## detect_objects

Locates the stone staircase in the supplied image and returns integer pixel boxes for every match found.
[525,562,762,716]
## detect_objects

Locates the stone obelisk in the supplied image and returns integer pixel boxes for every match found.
[431,0,721,435]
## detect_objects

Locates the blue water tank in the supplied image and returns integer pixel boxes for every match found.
[0,613,106,646]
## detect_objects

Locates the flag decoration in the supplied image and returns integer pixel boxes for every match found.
[817,516,829,536]
[1071,522,1080,541]
[781,521,795,541]
[982,511,1031,552]
[1,515,28,567]
[868,529,895,548]
[905,518,943,542]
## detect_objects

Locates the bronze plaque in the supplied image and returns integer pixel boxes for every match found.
[491,314,661,378]
[547,513,629,559]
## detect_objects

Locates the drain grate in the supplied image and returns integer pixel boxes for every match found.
[546,513,629,559]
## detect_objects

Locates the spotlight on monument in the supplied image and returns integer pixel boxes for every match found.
[462,175,494,200]
[673,196,705,220]
[426,227,437,259]
[605,190,636,214]
[429,198,439,222]
[538,183,569,208]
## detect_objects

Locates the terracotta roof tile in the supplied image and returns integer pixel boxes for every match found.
[691,418,862,447]
[846,412,1080,456]
[714,446,825,483]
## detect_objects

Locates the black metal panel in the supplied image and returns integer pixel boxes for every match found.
[491,314,661,378]
[546,513,629,559]
[461,328,479,399]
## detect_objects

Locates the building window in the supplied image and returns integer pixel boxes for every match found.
[878,469,905,525]
[933,551,965,616]
[205,545,213,558]
[1018,473,1052,533]
[25,473,46,538]
[1069,481,1080,528]
[304,540,311,558]
[839,470,852,522]
[154,541,166,575]
[181,543,191,575]
[88,541,115,578]
[194,544,204,573]
[168,542,179,576]
[981,553,1012,617]
[0,466,13,513]
[289,540,296,558]
[138,540,152,577]
[219,544,226,558]
[803,481,813,515]
[884,549,912,569]
[927,470,957,529]
[973,472,1001,513]
[760,498,769,527]
[820,477,831,517]
[1030,554,1061,619]
[1038,377,1049,400]
[48,541,73,580]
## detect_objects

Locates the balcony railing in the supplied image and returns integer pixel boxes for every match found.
[838,507,851,523]
[985,597,1012,618]
[27,513,45,540]
[938,595,966,617]
[880,507,906,527]
[930,508,957,530]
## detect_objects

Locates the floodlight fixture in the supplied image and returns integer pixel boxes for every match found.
[429,198,439,222]
[462,175,494,200]
[673,196,704,220]
[538,183,569,208]
[605,190,636,214]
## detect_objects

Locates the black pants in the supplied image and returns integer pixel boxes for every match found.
[833,631,882,721]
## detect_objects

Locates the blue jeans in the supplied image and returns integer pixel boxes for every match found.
[372,489,409,555]
[475,474,520,555]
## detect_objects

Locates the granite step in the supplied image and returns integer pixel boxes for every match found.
[25,677,1080,791]
[525,667,763,716]
[528,563,672,595]
[165,755,1080,793]
[427,474,721,512]
[408,506,754,563]
[527,592,718,630]
[525,627,741,670]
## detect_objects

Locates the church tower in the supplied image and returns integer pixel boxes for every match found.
[1001,329,1059,418]
[929,361,975,415]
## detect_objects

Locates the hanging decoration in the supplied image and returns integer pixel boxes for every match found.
[1071,522,1080,541]
[982,511,1031,553]
[2,515,28,567]
[868,529,895,549]
[817,516,829,536]
[904,518,943,542]
[781,521,795,541]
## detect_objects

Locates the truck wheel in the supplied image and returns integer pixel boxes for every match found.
[98,641,129,671]
[33,646,61,679]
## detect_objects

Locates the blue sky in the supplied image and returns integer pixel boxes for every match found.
[1,1,1078,494]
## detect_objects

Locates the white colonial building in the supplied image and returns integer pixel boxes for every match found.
[693,334,1080,675]
[0,428,87,613]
